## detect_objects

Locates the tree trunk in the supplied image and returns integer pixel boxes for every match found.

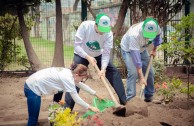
[34,5,40,38]
[110,0,128,60]
[73,0,79,11]
[112,0,128,39]
[17,5,43,71]
[87,0,96,19]
[52,0,64,67]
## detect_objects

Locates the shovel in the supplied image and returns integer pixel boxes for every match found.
[93,64,126,117]
[139,55,154,98]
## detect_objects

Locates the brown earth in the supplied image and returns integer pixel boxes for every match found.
[0,68,194,126]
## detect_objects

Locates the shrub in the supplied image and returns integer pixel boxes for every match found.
[180,83,194,96]
[48,101,82,126]
[155,78,182,103]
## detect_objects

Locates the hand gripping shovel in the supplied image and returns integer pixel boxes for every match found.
[93,64,126,117]
[139,55,154,98]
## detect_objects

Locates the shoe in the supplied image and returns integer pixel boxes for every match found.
[144,98,152,102]
[120,101,127,105]
[144,95,153,102]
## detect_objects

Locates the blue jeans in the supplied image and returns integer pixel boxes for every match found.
[121,49,155,101]
[24,83,41,126]
[63,54,126,110]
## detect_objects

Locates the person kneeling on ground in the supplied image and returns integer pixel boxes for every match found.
[24,64,102,126]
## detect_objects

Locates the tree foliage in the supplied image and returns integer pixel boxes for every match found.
[160,13,194,65]
[0,13,21,70]
[0,0,52,71]
[159,13,194,102]
[127,0,186,26]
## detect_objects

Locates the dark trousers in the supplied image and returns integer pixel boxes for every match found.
[53,54,126,110]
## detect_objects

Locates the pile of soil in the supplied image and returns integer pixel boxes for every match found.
[0,71,194,126]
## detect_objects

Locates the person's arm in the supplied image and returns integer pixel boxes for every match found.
[76,82,103,100]
[70,92,100,112]
[101,33,113,70]
[70,92,89,109]
[130,50,147,85]
[101,47,111,71]
[74,40,87,58]
[153,35,162,47]
[151,34,163,56]
[76,82,96,95]
[74,22,88,58]
[96,33,113,77]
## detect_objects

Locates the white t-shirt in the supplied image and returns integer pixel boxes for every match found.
[26,67,76,96]
[74,21,113,69]
[120,22,161,52]
[25,67,96,109]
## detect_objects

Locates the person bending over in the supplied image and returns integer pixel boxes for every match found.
[24,64,102,126]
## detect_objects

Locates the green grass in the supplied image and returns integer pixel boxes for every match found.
[6,37,120,71]
[29,37,74,60]
[7,37,74,70]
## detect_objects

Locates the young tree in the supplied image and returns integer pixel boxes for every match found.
[16,3,43,71]
[113,0,186,37]
[112,0,128,39]
[52,0,64,67]
[0,0,51,71]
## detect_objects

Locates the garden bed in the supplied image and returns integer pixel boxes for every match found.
[0,70,194,126]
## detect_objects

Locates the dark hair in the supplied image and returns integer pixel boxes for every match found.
[72,64,88,76]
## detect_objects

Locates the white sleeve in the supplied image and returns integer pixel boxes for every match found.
[101,33,113,69]
[70,92,89,109]
[74,38,88,58]
[74,22,88,58]
[76,82,96,95]
[101,47,111,69]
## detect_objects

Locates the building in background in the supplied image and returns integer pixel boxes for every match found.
[31,0,126,44]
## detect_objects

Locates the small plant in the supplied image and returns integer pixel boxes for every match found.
[48,100,82,126]
[180,83,194,97]
[159,13,194,104]
[155,78,182,103]
[152,59,167,83]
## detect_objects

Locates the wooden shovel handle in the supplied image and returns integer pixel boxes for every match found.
[140,55,154,98]
[93,64,120,107]
[144,55,154,81]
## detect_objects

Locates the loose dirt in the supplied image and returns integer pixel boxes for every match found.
[0,71,194,126]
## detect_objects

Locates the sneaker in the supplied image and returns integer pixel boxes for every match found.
[120,100,127,105]
[144,98,153,102]
[144,94,153,102]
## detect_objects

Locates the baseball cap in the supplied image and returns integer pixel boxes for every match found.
[142,18,158,39]
[95,13,111,33]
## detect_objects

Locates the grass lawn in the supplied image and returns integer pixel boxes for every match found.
[6,37,74,71]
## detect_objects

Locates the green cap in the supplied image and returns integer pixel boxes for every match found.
[95,13,111,33]
[142,18,158,39]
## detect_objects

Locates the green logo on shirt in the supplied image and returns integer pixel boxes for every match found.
[86,41,100,50]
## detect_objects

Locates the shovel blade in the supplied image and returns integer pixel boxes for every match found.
[113,106,126,117]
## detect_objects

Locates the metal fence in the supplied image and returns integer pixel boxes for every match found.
[1,0,191,72]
